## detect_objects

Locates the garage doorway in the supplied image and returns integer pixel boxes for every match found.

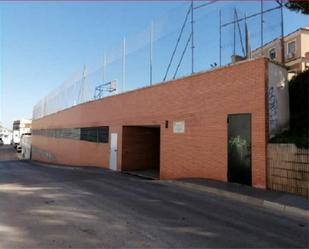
[122,126,160,179]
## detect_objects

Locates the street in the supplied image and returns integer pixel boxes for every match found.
[0,145,308,248]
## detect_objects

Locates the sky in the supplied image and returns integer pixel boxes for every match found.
[0,0,308,129]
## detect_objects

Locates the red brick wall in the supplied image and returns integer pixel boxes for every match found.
[32,58,269,188]
[32,136,109,167]
[122,126,160,171]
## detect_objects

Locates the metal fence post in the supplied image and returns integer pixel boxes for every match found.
[122,38,126,92]
[219,9,222,67]
[233,9,236,56]
[150,21,154,85]
[261,0,264,56]
[103,52,106,84]
[191,0,194,74]
[280,0,285,64]
[78,65,87,104]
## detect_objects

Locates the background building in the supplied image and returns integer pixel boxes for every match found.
[0,123,13,145]
[12,119,32,148]
[252,26,309,78]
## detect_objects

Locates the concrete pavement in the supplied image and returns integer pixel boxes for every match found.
[0,146,308,248]
[167,179,309,220]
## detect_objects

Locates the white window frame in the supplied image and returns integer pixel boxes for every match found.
[286,39,297,57]
[268,47,276,60]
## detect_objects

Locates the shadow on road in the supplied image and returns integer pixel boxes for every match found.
[0,155,307,248]
[0,145,18,161]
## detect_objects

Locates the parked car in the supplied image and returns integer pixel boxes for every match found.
[16,144,22,153]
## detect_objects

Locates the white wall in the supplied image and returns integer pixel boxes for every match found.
[268,62,290,138]
[301,31,309,57]
[3,132,12,145]
[0,129,12,145]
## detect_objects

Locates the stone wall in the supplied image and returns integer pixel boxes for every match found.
[268,144,309,197]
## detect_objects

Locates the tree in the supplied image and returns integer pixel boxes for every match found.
[285,1,309,15]
[289,69,309,136]
[270,70,309,148]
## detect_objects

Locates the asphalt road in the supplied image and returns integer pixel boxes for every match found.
[0,145,18,161]
[0,145,308,248]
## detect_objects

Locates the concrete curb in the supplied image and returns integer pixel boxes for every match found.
[25,160,309,220]
[122,171,158,180]
[167,181,309,220]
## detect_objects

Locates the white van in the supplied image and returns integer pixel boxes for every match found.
[20,133,32,159]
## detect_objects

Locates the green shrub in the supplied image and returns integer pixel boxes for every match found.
[289,69,309,136]
[271,70,309,148]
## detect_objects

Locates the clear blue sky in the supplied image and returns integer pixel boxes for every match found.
[0,1,308,128]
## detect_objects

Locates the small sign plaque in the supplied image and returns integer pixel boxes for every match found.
[173,121,185,134]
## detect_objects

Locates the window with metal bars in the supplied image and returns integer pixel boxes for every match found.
[80,127,109,143]
[32,127,109,143]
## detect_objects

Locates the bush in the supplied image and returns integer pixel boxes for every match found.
[270,131,308,148]
[289,69,309,135]
[271,70,309,148]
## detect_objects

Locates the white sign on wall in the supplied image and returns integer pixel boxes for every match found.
[173,121,185,134]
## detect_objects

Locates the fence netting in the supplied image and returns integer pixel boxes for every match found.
[33,0,283,120]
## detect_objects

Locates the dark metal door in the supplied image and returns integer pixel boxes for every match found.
[227,114,252,186]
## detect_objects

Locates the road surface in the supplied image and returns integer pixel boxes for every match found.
[0,145,307,248]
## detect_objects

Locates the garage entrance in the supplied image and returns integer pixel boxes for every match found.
[122,126,160,179]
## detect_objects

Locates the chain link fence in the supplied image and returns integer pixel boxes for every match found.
[33,0,284,120]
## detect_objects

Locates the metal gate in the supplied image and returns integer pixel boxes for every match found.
[227,114,252,186]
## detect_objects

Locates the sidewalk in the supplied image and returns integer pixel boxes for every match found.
[25,160,309,220]
[165,178,309,220]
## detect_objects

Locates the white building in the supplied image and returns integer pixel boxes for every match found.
[12,119,32,147]
[0,124,13,145]
[252,26,309,79]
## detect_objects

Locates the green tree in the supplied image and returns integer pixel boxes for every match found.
[285,1,309,15]
[270,70,309,148]
[289,69,309,136]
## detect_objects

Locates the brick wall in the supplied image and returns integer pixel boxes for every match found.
[32,136,109,167]
[32,58,269,188]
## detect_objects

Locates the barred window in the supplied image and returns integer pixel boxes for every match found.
[97,127,109,143]
[32,126,109,143]
[80,127,109,143]
[269,48,276,60]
